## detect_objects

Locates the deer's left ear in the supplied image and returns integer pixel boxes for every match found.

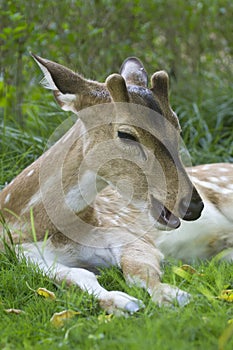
[31,53,110,113]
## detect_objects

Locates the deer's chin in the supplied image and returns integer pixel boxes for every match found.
[150,196,181,230]
[152,220,178,231]
[155,212,181,231]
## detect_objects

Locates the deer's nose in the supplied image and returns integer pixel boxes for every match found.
[179,190,204,221]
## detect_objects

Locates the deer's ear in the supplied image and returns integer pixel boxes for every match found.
[31,53,110,113]
[120,57,148,87]
[31,53,79,113]
[31,53,83,94]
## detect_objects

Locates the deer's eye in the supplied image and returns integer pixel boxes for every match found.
[118,131,138,142]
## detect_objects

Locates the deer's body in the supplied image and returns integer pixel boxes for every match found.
[0,55,232,314]
[157,164,233,261]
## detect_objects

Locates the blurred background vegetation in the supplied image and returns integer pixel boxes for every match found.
[0,0,233,186]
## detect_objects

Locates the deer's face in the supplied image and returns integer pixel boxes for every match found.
[32,54,204,230]
[86,103,203,230]
[118,118,203,229]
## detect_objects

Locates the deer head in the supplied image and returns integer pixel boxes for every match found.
[30,54,203,231]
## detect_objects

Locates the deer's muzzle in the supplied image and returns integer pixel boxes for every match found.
[150,187,204,229]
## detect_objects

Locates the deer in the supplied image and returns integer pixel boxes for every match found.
[2,53,228,315]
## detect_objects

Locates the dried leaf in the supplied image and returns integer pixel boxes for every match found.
[181,264,204,276]
[4,308,25,315]
[50,310,81,327]
[173,266,213,300]
[172,266,193,281]
[218,289,233,302]
[37,287,56,300]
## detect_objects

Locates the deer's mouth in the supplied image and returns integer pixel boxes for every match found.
[150,196,181,229]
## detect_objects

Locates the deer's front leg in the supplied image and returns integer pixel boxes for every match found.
[20,241,143,315]
[121,239,190,307]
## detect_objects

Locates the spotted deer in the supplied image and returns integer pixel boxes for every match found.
[0,54,230,315]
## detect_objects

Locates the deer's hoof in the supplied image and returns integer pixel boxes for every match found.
[125,300,144,314]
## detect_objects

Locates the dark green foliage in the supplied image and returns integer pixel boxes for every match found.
[1,0,232,170]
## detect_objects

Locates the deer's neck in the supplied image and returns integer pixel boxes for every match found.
[0,119,109,234]
[64,170,107,214]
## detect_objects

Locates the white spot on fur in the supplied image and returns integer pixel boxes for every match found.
[20,191,41,215]
[4,193,11,204]
[202,164,210,171]
[27,169,35,177]
[109,219,120,226]
[27,191,41,207]
[219,167,228,172]
[221,188,233,195]
[220,176,228,182]
[102,196,111,203]
[227,184,233,190]
[192,178,232,195]
[208,176,220,183]
[201,165,211,171]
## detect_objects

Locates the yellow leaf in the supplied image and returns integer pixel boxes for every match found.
[173,266,213,300]
[50,310,81,327]
[218,290,233,302]
[97,314,113,324]
[181,264,204,276]
[37,287,56,300]
[219,321,233,350]
[172,266,193,282]
[4,308,25,315]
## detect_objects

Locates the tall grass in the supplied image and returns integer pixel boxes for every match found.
[173,82,233,164]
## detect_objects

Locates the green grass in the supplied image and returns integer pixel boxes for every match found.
[0,246,233,350]
[0,88,233,349]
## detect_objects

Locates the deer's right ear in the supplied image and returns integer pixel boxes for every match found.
[31,53,109,113]
[31,53,79,113]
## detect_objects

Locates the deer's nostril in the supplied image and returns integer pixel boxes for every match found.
[180,192,204,221]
